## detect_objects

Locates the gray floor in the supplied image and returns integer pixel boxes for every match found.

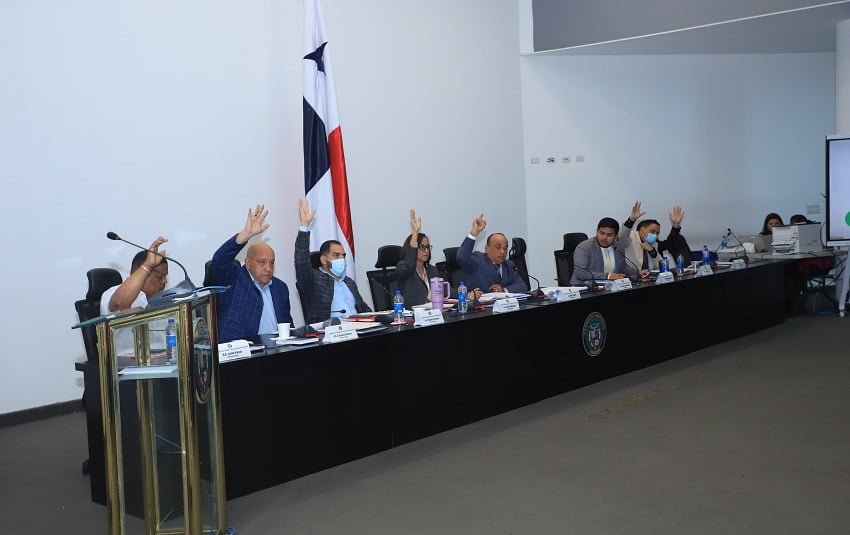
[2,316,849,534]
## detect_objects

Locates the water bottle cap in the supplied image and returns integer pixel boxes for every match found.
[395,290,401,294]
[459,281,465,285]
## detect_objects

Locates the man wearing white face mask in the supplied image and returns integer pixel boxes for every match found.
[619,201,690,272]
[295,198,371,323]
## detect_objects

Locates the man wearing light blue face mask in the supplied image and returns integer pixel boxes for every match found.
[295,198,371,323]
[619,200,690,273]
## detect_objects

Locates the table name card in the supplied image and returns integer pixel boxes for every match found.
[218,340,252,361]
[324,323,359,343]
[492,298,520,314]
[558,289,582,302]
[696,264,714,277]
[609,278,633,292]
[414,308,445,326]
[655,271,675,285]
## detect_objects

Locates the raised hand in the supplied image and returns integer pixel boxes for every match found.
[470,214,487,237]
[409,209,422,235]
[669,206,685,227]
[146,236,168,267]
[630,201,646,222]
[299,198,316,227]
[235,204,270,245]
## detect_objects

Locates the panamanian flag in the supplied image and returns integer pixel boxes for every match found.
[303,0,356,278]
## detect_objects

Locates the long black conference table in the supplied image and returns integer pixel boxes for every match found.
[79,259,786,504]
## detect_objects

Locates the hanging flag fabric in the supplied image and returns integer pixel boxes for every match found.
[303,0,356,277]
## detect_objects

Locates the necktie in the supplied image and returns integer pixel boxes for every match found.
[604,248,612,273]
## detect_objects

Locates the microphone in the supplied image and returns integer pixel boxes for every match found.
[107,231,196,302]
[513,266,543,299]
[725,228,749,263]
[614,247,641,282]
[570,262,597,291]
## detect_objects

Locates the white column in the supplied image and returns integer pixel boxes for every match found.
[837,19,850,134]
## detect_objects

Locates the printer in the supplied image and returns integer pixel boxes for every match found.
[770,223,822,254]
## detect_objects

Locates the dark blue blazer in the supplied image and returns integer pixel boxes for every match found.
[212,235,292,342]
[456,236,528,293]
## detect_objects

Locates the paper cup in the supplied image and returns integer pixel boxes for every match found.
[277,323,291,338]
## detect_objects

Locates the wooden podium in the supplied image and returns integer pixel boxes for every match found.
[75,290,227,535]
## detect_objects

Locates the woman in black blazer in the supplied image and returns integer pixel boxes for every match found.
[395,209,441,306]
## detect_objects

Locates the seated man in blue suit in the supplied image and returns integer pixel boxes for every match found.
[570,217,644,285]
[457,214,529,294]
[212,204,293,342]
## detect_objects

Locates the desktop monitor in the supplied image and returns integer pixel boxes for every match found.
[825,134,850,247]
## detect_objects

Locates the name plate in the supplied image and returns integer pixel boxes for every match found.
[696,264,714,277]
[559,289,581,302]
[414,308,445,326]
[492,297,520,314]
[609,278,633,292]
[731,259,746,270]
[655,271,675,285]
[323,323,359,343]
[218,340,252,360]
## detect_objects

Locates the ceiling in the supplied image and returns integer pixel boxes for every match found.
[536,1,850,55]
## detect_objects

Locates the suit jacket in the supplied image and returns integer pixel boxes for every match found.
[295,230,370,323]
[570,237,637,285]
[456,236,528,292]
[212,235,292,342]
[395,246,440,306]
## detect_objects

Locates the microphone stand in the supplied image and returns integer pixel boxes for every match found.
[726,228,749,264]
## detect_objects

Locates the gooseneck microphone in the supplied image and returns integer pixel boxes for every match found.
[570,263,597,291]
[107,231,196,302]
[614,247,641,281]
[513,265,543,299]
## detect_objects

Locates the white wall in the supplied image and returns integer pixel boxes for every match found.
[0,0,525,413]
[520,53,836,281]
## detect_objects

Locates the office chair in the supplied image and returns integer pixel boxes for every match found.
[202,259,240,287]
[366,245,402,311]
[436,247,468,292]
[296,251,324,319]
[562,232,588,253]
[74,267,122,476]
[554,250,574,286]
[508,237,530,289]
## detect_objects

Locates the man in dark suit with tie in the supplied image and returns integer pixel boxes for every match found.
[457,214,529,294]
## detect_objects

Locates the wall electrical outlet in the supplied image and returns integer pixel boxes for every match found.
[562,156,571,164]
[576,155,585,163]
[806,204,820,215]
[530,157,540,164]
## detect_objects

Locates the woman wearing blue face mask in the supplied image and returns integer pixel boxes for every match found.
[619,200,691,274]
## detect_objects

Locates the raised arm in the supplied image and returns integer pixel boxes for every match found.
[107,236,167,311]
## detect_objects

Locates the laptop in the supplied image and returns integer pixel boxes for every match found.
[739,234,771,253]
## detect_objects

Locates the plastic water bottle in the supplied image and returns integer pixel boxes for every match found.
[676,253,685,275]
[721,234,728,250]
[457,281,468,313]
[660,256,669,272]
[165,317,177,363]
[393,290,404,324]
[702,245,711,266]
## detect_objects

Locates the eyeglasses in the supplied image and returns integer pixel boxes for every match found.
[417,244,433,251]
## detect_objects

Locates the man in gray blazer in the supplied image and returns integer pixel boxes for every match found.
[570,217,644,285]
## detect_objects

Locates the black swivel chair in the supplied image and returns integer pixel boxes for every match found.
[508,237,530,289]
[563,232,588,253]
[553,232,587,286]
[295,252,323,320]
[437,246,468,293]
[74,268,122,476]
[366,245,402,311]
[203,259,241,287]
